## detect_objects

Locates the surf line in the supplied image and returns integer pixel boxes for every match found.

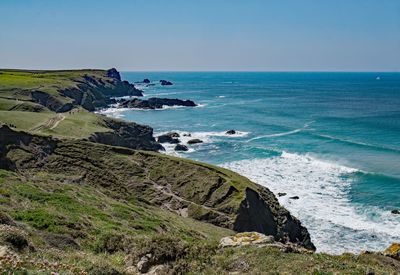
[246,121,314,142]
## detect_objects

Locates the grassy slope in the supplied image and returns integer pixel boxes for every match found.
[0,169,233,273]
[0,108,111,138]
[2,156,399,274]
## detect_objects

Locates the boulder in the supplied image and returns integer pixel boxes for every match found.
[143,78,150,84]
[183,133,191,137]
[175,144,188,151]
[391,209,400,215]
[277,192,287,197]
[157,133,180,144]
[289,196,299,200]
[158,136,179,144]
[187,139,203,145]
[226,130,236,135]
[168,132,180,138]
[219,232,274,248]
[43,233,80,250]
[384,243,400,260]
[160,80,173,86]
[137,253,152,273]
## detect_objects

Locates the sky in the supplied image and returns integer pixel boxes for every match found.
[0,0,399,71]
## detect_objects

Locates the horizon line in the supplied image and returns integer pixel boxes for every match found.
[1,67,399,73]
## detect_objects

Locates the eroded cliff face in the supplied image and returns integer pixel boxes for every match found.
[88,117,164,151]
[234,188,315,250]
[31,91,74,113]
[29,68,143,112]
[0,125,315,250]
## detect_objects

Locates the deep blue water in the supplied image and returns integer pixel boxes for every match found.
[103,72,400,253]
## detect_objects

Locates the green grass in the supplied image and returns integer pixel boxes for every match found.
[0,169,232,245]
[0,98,21,110]
[0,110,54,130]
[0,69,106,91]
[194,245,400,274]
[42,109,111,138]
[0,108,110,138]
[0,69,111,108]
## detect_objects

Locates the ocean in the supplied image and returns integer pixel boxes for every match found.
[102,72,400,254]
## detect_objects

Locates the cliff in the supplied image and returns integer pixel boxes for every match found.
[0,68,143,112]
[0,125,313,250]
[1,125,398,274]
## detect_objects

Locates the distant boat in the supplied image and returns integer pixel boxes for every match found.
[376,76,381,80]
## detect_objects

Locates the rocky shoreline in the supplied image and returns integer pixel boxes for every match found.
[156,130,242,152]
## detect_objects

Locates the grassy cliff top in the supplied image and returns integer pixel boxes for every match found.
[0,69,107,101]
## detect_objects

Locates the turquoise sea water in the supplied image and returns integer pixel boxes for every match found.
[103,72,400,253]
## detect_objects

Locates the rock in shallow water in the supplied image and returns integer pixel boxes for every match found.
[160,80,173,85]
[175,144,188,151]
[157,132,181,144]
[226,129,236,135]
[391,209,400,215]
[120,97,196,109]
[187,139,203,144]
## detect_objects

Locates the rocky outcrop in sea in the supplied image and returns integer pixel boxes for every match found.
[119,98,197,109]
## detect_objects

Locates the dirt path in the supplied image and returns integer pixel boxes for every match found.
[30,113,65,132]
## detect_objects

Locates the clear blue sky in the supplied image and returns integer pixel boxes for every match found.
[1,0,399,71]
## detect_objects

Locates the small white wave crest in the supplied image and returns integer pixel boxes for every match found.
[95,107,131,118]
[247,129,302,142]
[247,121,314,142]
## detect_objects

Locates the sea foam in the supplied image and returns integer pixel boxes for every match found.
[222,152,400,254]
[157,130,250,156]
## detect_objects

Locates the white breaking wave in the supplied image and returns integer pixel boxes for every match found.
[222,152,400,254]
[96,103,207,118]
[95,107,131,118]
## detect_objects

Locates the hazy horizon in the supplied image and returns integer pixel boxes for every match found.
[1,0,399,72]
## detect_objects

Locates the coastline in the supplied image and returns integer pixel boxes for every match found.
[98,71,400,254]
[1,68,399,273]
